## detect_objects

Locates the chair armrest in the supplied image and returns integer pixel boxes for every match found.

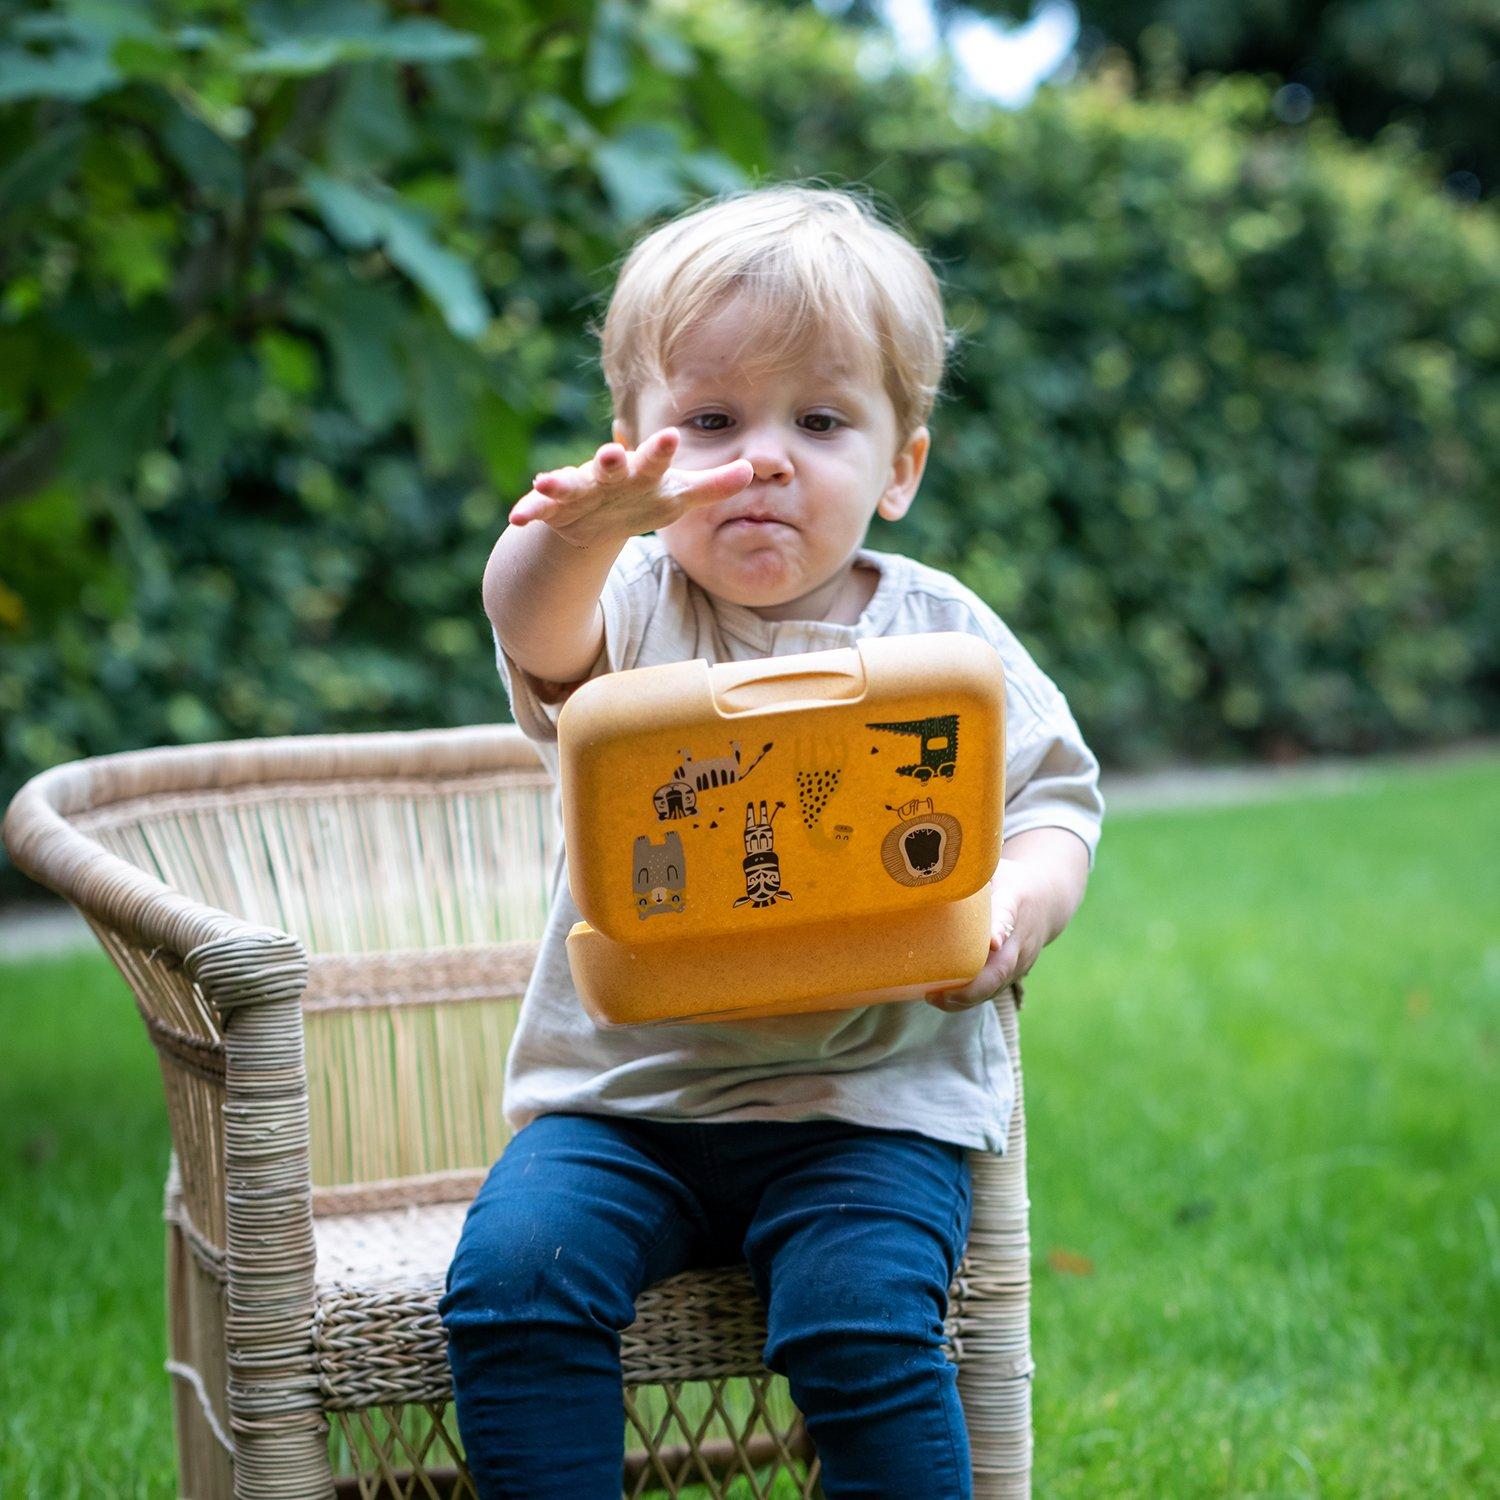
[5,762,330,1485]
[4,758,295,965]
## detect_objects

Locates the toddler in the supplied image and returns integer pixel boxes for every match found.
[440,184,1104,1499]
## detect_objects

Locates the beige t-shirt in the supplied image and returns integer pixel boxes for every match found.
[492,533,1103,1154]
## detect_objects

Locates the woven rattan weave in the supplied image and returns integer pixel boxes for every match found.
[3,724,1034,1498]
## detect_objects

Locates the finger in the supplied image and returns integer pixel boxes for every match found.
[932,918,1029,1008]
[633,427,679,480]
[926,939,1002,1010]
[509,491,556,526]
[586,444,628,485]
[992,931,1027,990]
[532,470,572,497]
[676,458,755,505]
[1003,937,1037,988]
[991,897,1019,943]
[926,989,982,1013]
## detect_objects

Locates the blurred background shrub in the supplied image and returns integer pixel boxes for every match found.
[1,0,1497,887]
[844,0,1500,199]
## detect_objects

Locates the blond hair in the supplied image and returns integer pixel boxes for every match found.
[597,184,953,447]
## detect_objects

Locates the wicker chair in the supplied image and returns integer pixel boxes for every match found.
[3,724,1034,1499]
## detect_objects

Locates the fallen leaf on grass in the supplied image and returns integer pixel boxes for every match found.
[1046,1248,1095,1276]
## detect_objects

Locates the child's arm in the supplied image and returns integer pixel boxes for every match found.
[484,427,752,687]
[483,515,624,688]
[925,827,1091,1011]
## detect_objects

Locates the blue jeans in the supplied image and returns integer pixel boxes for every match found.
[440,1111,974,1499]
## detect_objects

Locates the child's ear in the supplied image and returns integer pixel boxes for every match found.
[876,425,930,523]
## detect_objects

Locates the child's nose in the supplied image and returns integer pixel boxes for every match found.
[741,429,793,484]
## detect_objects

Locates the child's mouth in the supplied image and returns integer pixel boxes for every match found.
[720,515,791,532]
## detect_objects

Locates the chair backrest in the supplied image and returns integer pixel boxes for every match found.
[75,754,558,951]
[53,728,561,1192]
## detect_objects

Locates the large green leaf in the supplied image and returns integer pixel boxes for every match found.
[61,352,173,483]
[170,338,242,474]
[303,171,489,338]
[240,0,481,75]
[476,389,535,498]
[383,218,489,340]
[0,45,119,104]
[592,123,691,221]
[584,0,634,106]
[159,101,244,199]
[326,63,416,173]
[302,278,408,429]
[405,320,476,475]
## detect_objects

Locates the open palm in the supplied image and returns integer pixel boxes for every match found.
[509,427,754,549]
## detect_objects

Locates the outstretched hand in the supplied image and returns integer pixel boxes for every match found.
[509,427,754,550]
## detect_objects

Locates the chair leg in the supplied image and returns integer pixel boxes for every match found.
[958,988,1034,1498]
[183,933,336,1500]
[165,1196,236,1499]
[220,994,334,1499]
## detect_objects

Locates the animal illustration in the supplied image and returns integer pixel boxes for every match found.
[732,800,794,909]
[676,741,772,792]
[653,740,772,822]
[795,768,853,850]
[866,715,960,782]
[633,833,686,919]
[651,779,697,820]
[789,729,854,850]
[879,798,962,886]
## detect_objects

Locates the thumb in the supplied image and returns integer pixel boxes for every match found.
[990,879,1020,941]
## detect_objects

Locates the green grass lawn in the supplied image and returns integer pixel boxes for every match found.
[3,755,1497,1497]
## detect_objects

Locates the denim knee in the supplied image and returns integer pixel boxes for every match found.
[763,1262,950,1377]
[440,1187,638,1350]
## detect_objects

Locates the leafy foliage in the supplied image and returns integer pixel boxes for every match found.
[1,0,1497,890]
[920,0,1500,197]
[0,0,759,809]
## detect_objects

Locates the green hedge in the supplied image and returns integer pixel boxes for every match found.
[2,1,1497,884]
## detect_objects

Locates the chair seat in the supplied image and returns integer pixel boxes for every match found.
[310,1201,783,1412]
[310,1198,974,1413]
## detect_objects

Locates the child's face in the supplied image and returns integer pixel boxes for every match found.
[615,295,929,615]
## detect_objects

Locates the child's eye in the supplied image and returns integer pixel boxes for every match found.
[684,411,842,435]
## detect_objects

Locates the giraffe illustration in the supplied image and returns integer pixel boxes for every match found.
[731,800,794,909]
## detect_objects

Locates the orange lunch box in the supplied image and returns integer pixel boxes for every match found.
[557,632,1006,1026]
